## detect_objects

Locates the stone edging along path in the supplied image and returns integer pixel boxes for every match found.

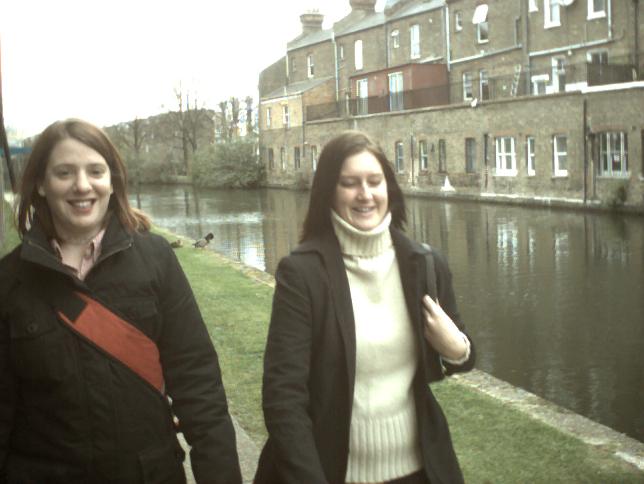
[171,234,644,477]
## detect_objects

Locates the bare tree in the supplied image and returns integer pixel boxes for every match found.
[244,96,255,137]
[217,101,229,142]
[229,97,240,139]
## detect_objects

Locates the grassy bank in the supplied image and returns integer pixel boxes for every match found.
[2,221,642,482]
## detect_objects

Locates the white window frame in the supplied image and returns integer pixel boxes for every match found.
[465,137,476,173]
[339,44,345,60]
[356,78,368,115]
[551,56,566,93]
[477,21,489,43]
[495,136,517,176]
[545,0,561,28]
[588,0,606,20]
[266,107,271,128]
[282,105,289,128]
[294,146,301,170]
[410,24,420,59]
[311,145,318,172]
[307,54,314,78]
[419,140,428,170]
[479,69,489,100]
[280,146,286,171]
[389,71,404,111]
[355,39,363,70]
[527,136,536,176]
[531,74,549,95]
[395,141,404,173]
[599,131,629,177]
[391,29,400,48]
[529,0,538,12]
[553,135,568,177]
[587,50,608,64]
[455,11,463,31]
[463,72,473,101]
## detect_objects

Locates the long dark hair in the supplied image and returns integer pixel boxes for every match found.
[301,130,406,242]
[16,118,150,238]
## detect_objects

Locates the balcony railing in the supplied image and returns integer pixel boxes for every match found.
[304,58,638,122]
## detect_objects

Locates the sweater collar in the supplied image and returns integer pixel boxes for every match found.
[331,210,392,257]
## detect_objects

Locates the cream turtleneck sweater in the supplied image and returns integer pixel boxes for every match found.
[331,211,423,483]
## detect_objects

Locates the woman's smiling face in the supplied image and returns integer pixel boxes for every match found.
[332,150,389,231]
[38,138,113,241]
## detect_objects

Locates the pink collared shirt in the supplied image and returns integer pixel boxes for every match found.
[51,228,106,281]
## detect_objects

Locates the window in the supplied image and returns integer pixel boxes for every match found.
[495,136,517,176]
[545,0,561,28]
[529,0,538,12]
[473,4,488,43]
[588,0,606,20]
[395,141,404,173]
[410,24,420,59]
[266,108,271,128]
[282,105,289,127]
[479,70,489,100]
[455,11,463,31]
[268,148,274,170]
[356,78,368,115]
[438,139,446,173]
[419,140,428,171]
[463,72,473,101]
[531,74,549,95]
[355,39,363,70]
[294,146,301,170]
[551,56,566,93]
[477,21,489,43]
[389,71,404,111]
[307,54,314,78]
[587,50,608,64]
[280,147,286,171]
[599,132,628,177]
[526,137,536,176]
[391,29,400,48]
[311,145,318,172]
[552,135,568,177]
[290,57,297,74]
[339,44,344,60]
[465,138,476,173]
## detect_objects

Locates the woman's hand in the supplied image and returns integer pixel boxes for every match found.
[422,295,468,361]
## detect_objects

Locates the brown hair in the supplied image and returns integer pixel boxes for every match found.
[16,118,150,238]
[300,130,406,242]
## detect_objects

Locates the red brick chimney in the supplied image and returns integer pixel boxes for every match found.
[300,11,324,35]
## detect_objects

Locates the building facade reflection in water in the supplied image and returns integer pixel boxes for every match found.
[132,186,644,443]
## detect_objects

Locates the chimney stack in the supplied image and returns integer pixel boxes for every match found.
[300,11,324,35]
[350,0,377,13]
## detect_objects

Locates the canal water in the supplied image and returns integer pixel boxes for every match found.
[130,185,644,443]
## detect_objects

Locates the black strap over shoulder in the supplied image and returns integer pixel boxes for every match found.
[421,243,437,301]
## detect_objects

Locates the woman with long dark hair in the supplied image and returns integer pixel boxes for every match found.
[255,130,475,484]
[0,119,241,483]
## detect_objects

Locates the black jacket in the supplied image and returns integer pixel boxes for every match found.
[0,218,242,484]
[255,228,475,484]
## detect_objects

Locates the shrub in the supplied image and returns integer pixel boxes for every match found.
[192,140,264,188]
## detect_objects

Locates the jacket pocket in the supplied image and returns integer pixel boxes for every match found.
[138,439,185,484]
[110,296,161,340]
[9,317,72,382]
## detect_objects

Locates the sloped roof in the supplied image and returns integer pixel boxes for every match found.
[287,29,334,52]
[387,0,444,22]
[334,11,386,37]
[261,76,334,101]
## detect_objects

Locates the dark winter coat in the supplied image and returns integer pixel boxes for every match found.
[254,228,475,484]
[0,217,241,484]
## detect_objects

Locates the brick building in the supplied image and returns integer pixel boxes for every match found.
[259,0,644,210]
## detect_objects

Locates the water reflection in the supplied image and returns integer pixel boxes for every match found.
[132,186,644,443]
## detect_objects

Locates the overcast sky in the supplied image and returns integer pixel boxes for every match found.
[1,0,385,139]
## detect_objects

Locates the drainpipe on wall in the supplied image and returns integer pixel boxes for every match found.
[583,98,588,204]
[483,133,489,191]
[332,32,340,103]
[444,4,451,71]
[634,0,640,78]
[607,0,613,40]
